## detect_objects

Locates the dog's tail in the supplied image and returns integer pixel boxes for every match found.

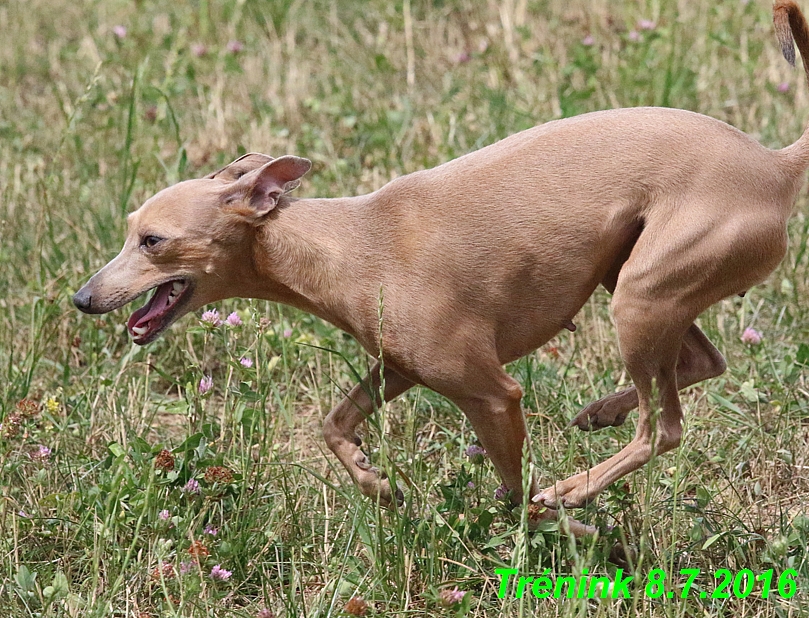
[774,0,809,76]
[775,1,809,164]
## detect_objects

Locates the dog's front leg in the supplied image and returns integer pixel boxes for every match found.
[448,370,596,536]
[323,362,413,506]
[450,374,535,502]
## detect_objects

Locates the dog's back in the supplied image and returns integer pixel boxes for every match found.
[361,106,799,364]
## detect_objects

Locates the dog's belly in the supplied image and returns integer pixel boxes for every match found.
[489,271,603,364]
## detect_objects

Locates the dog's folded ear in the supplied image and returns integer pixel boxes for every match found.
[221,155,312,221]
[206,152,275,182]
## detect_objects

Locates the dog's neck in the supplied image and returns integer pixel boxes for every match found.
[248,194,375,339]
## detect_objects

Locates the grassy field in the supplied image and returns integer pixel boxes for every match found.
[2,0,809,616]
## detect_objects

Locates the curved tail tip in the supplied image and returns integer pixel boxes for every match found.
[774,1,809,75]
[781,39,797,66]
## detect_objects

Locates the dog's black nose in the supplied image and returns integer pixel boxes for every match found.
[73,288,92,312]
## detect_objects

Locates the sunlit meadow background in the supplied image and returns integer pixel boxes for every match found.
[1,0,809,616]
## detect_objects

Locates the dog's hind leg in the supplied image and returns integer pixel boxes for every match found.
[537,288,690,508]
[322,362,413,506]
[569,323,726,431]
[537,198,784,508]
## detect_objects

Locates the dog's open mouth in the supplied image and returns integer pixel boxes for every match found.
[126,279,191,344]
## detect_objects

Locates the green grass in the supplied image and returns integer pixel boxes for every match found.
[1,0,809,616]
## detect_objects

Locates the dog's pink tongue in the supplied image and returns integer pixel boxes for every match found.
[133,283,172,327]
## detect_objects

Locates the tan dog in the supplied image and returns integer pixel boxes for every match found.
[74,1,809,535]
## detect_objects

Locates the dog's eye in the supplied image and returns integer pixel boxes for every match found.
[141,235,163,249]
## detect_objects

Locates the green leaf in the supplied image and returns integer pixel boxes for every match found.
[739,380,760,403]
[195,438,208,462]
[796,343,809,366]
[15,565,37,592]
[50,572,69,600]
[238,382,262,402]
[164,399,190,415]
[483,535,507,549]
[708,392,741,413]
[107,442,125,458]
[477,510,493,529]
[696,486,711,508]
[174,432,203,453]
[130,436,152,455]
[702,532,723,550]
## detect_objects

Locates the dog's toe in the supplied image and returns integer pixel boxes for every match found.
[536,480,593,509]
[354,451,373,470]
[379,478,404,507]
[533,490,558,509]
[352,451,402,507]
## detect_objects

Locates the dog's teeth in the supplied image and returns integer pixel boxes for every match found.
[132,325,148,336]
[172,281,184,293]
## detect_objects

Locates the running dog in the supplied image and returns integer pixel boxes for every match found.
[74,1,809,535]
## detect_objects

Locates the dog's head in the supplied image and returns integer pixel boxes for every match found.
[73,153,311,344]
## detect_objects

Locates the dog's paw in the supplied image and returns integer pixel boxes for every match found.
[533,475,594,509]
[568,388,637,431]
[378,477,404,507]
[352,451,403,507]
